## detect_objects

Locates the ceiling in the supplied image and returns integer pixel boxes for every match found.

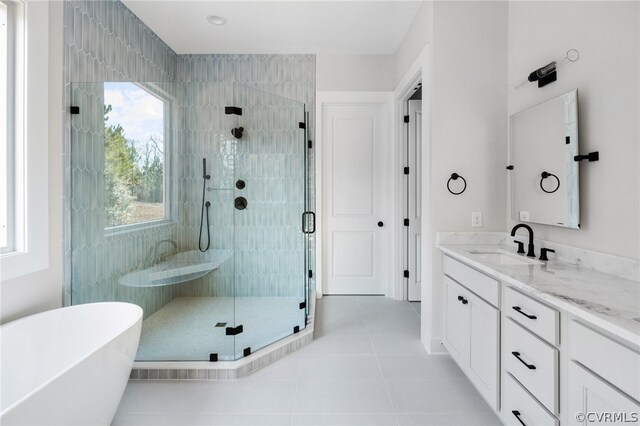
[121,1,423,55]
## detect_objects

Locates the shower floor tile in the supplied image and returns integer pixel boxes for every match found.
[136,297,306,361]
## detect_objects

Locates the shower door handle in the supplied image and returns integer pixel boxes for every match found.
[302,212,316,234]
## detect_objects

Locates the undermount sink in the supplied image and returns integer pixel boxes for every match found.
[466,249,542,266]
[120,249,232,287]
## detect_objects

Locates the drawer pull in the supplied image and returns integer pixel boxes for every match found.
[457,295,469,305]
[457,295,463,301]
[512,351,536,370]
[512,410,527,426]
[512,306,537,320]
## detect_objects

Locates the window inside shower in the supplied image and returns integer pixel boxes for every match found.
[103,82,169,230]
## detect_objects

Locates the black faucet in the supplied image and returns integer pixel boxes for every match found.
[539,248,555,261]
[510,224,536,258]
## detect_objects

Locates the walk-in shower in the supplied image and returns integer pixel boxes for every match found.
[69,82,313,362]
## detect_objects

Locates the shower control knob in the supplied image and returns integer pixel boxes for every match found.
[378,221,384,227]
[235,197,248,210]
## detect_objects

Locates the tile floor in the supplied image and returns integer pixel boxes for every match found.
[113,296,502,425]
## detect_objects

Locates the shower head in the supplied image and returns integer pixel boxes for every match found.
[231,127,244,139]
[202,158,211,180]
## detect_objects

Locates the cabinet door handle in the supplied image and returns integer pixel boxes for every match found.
[512,351,536,370]
[457,296,463,301]
[512,306,537,320]
[461,298,468,305]
[512,410,527,426]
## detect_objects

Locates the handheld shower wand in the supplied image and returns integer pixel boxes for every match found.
[199,158,211,252]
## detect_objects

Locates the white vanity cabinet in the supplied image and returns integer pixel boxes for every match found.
[443,257,500,410]
[438,248,640,426]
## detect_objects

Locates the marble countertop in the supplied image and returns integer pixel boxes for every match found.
[438,243,640,348]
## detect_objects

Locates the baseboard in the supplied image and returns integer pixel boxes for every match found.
[422,336,448,355]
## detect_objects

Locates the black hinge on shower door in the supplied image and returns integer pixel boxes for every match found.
[404,167,410,175]
[299,122,306,129]
[404,270,410,278]
[299,301,306,310]
[209,353,218,362]
[308,140,313,149]
[404,115,410,123]
[70,106,80,114]
[404,218,409,227]
[225,106,242,116]
[225,325,243,336]
[308,270,313,278]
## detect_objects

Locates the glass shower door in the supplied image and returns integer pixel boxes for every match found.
[69,81,240,362]
[231,84,308,358]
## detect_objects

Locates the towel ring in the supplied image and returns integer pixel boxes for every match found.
[540,171,560,194]
[447,173,467,195]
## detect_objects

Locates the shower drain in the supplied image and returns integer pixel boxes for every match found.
[215,322,227,327]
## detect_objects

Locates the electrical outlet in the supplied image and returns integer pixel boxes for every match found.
[519,211,530,221]
[471,212,482,228]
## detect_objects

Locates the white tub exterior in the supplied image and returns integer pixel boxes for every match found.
[1,302,142,425]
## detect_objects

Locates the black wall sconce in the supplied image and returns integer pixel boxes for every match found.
[447,173,467,195]
[514,49,579,89]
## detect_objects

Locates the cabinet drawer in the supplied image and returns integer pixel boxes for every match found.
[569,320,640,402]
[504,286,559,345]
[443,255,499,307]
[505,318,559,414]
[503,373,558,426]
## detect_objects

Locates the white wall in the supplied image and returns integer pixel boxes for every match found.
[508,1,640,260]
[1,1,63,324]
[392,1,508,352]
[316,54,395,91]
[394,1,433,83]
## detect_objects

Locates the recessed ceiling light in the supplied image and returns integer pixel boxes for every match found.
[206,15,227,26]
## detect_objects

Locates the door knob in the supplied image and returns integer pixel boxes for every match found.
[377,221,384,227]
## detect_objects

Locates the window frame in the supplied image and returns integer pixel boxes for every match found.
[0,0,50,280]
[103,82,175,237]
[0,1,9,252]
[0,0,23,256]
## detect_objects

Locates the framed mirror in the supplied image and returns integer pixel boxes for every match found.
[510,89,580,229]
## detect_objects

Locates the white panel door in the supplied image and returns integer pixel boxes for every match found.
[323,102,391,295]
[407,99,422,301]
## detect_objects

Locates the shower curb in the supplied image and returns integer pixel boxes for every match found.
[129,292,316,380]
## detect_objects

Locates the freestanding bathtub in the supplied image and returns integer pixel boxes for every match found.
[0,302,142,425]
